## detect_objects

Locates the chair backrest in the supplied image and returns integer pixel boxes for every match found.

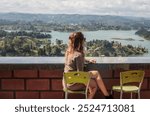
[64,71,90,85]
[120,70,145,85]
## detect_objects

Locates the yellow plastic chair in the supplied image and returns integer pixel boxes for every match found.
[111,70,145,99]
[63,71,90,99]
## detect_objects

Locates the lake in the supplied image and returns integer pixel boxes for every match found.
[50,30,150,57]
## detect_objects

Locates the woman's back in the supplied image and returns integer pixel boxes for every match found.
[64,51,84,72]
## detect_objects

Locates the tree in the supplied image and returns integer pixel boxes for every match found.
[56,39,63,46]
[51,46,62,56]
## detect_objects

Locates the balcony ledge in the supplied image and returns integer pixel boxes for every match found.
[0,57,150,64]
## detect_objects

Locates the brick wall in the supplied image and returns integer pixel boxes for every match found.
[0,68,64,99]
[0,64,150,99]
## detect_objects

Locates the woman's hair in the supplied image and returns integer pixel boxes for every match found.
[65,32,85,56]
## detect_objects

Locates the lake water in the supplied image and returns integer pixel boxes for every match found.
[50,30,150,57]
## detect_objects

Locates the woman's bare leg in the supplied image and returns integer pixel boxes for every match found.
[88,79,97,99]
[89,70,109,96]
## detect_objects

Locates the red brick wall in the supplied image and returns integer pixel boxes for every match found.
[0,64,150,99]
[0,69,64,99]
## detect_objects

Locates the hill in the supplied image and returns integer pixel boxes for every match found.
[135,28,150,40]
[0,13,150,31]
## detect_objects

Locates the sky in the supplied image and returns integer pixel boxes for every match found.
[0,0,150,17]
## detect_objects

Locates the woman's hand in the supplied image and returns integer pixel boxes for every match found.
[85,59,96,64]
[89,59,96,63]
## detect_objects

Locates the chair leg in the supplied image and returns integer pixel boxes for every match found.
[131,92,133,99]
[138,91,140,99]
[65,92,68,99]
[111,90,113,95]
[111,90,114,98]
[85,93,88,99]
[120,91,123,99]
[85,89,88,99]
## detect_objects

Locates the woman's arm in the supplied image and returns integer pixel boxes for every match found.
[85,58,96,64]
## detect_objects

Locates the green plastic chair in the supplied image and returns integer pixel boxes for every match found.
[111,70,145,99]
[63,71,90,99]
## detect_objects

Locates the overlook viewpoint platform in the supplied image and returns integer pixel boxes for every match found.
[0,57,150,99]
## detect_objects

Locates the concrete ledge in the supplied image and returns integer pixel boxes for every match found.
[0,57,150,64]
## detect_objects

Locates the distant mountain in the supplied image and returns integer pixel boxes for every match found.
[0,13,150,31]
[0,13,149,24]
[135,28,150,40]
[0,13,51,22]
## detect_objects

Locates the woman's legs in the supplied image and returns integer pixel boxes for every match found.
[89,70,110,97]
[88,79,97,99]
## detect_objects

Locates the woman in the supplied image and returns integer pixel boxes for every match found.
[63,32,112,99]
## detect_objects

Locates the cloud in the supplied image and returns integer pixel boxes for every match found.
[0,0,149,17]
